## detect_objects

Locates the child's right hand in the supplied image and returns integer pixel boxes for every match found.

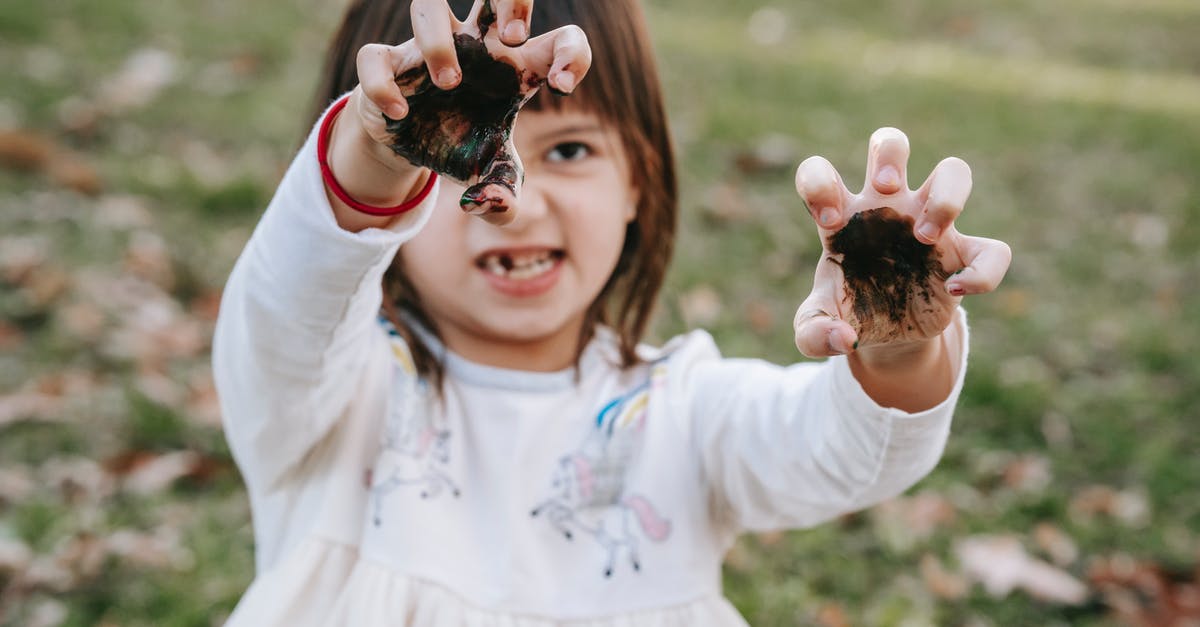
[334,0,591,226]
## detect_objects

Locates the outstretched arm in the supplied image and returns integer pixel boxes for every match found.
[793,128,1011,412]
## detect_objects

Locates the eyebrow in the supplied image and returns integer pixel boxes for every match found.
[530,124,606,142]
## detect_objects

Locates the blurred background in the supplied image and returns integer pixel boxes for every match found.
[1,0,1198,625]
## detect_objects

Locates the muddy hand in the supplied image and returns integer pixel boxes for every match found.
[792,128,1012,357]
[357,0,590,224]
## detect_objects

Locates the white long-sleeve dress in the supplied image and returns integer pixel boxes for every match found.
[212,111,969,626]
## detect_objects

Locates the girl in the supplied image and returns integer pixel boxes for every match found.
[213,0,1012,624]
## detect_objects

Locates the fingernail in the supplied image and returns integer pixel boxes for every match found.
[818,207,838,227]
[876,165,900,188]
[852,340,859,350]
[385,103,406,119]
[555,70,576,92]
[828,329,854,355]
[503,21,527,43]
[437,68,459,88]
[917,221,940,243]
[946,283,965,296]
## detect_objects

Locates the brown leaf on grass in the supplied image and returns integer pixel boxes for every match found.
[956,535,1090,605]
[733,133,798,175]
[0,537,33,574]
[94,194,154,230]
[813,602,851,627]
[117,450,204,495]
[25,599,68,627]
[744,300,775,335]
[105,527,193,570]
[95,48,178,114]
[123,230,176,290]
[1069,485,1151,527]
[0,235,47,284]
[97,279,208,367]
[0,129,53,171]
[23,265,72,308]
[702,182,751,223]
[0,391,63,427]
[185,368,223,428]
[872,491,958,551]
[920,553,969,600]
[56,300,107,343]
[1002,454,1053,494]
[1034,522,1080,567]
[0,319,25,350]
[0,129,102,195]
[189,289,223,323]
[104,449,225,494]
[0,370,102,426]
[1089,553,1200,626]
[679,285,723,327]
[40,456,115,504]
[0,466,36,505]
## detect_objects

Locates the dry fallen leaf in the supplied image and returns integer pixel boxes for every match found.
[1033,522,1080,567]
[0,537,33,574]
[872,491,958,551]
[956,534,1090,605]
[0,128,102,195]
[1070,485,1151,527]
[1089,553,1200,626]
[920,553,969,600]
[96,48,178,114]
[119,450,204,496]
[679,285,723,327]
[1002,454,1053,494]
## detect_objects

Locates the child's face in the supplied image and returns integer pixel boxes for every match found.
[398,107,637,371]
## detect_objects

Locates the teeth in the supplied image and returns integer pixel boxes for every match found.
[480,250,559,280]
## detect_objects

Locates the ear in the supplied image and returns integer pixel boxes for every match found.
[624,187,639,224]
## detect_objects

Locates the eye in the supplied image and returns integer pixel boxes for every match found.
[546,141,591,163]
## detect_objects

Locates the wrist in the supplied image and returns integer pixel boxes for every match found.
[852,336,943,373]
[320,95,435,217]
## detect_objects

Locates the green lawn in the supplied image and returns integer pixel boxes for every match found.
[1,0,1197,625]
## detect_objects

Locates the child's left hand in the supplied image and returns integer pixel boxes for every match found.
[792,127,1012,358]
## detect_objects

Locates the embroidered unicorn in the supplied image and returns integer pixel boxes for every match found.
[369,332,460,526]
[530,373,672,577]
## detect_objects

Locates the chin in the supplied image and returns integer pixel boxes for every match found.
[477,309,580,344]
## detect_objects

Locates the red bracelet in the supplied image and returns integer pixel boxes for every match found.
[317,95,437,216]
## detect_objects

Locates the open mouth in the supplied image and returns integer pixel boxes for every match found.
[474,248,565,281]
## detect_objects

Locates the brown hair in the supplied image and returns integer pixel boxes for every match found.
[311,0,677,384]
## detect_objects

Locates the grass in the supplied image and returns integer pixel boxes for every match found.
[1,0,1198,625]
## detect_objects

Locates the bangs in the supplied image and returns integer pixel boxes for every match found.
[521,1,657,137]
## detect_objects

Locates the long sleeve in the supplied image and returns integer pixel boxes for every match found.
[673,309,968,533]
[212,106,439,495]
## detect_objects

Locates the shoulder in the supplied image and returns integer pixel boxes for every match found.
[636,329,722,368]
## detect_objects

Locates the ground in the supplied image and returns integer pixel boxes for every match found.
[1,0,1198,625]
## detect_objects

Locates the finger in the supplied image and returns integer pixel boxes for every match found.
[493,0,533,46]
[864,127,910,195]
[912,156,972,245]
[357,43,420,122]
[944,236,1012,296]
[794,262,859,357]
[520,25,592,93]
[794,310,858,358]
[795,156,849,230]
[412,0,462,89]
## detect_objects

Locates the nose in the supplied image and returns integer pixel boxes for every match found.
[503,179,551,230]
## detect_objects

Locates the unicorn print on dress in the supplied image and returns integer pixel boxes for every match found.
[530,367,672,577]
[369,325,460,526]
